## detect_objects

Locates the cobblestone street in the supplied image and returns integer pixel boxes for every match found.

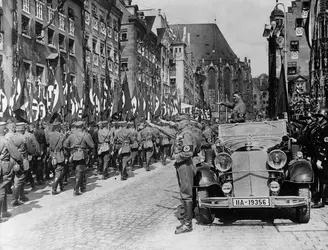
[1,161,328,250]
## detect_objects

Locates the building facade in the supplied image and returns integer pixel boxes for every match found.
[286,0,311,110]
[170,23,252,121]
[252,74,269,119]
[83,0,121,118]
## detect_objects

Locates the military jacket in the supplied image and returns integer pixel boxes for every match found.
[11,132,35,158]
[63,130,95,150]
[25,131,41,156]
[174,129,196,164]
[115,127,132,144]
[129,128,140,149]
[47,131,65,152]
[97,127,113,147]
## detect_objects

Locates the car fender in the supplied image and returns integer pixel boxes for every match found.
[194,163,219,187]
[287,159,313,183]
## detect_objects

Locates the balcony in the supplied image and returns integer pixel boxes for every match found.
[36,1,44,20]
[69,19,75,36]
[47,7,55,25]
[59,13,66,31]
[93,54,99,66]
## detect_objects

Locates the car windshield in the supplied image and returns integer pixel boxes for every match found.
[218,120,287,143]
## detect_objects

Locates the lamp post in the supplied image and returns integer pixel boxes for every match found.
[275,0,289,120]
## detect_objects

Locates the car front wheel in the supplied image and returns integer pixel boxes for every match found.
[296,184,311,223]
[196,189,215,225]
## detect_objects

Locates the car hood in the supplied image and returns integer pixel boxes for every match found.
[220,136,281,152]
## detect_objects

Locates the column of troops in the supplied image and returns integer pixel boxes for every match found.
[0,113,215,225]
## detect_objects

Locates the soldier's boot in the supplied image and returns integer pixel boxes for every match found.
[0,194,11,219]
[175,201,193,234]
[323,184,328,205]
[73,176,82,196]
[145,159,151,171]
[80,174,86,192]
[312,183,325,208]
[52,176,60,195]
[12,187,23,206]
[19,183,29,202]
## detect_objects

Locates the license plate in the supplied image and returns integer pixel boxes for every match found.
[232,198,270,207]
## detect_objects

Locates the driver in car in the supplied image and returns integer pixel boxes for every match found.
[219,91,246,123]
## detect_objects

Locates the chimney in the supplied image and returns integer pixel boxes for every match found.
[124,0,132,6]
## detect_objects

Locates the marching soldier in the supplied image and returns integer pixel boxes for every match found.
[63,121,94,196]
[158,123,171,166]
[97,121,113,180]
[10,122,35,206]
[5,120,16,195]
[127,121,140,171]
[47,122,66,195]
[34,121,47,185]
[24,124,41,189]
[114,121,132,180]
[139,122,159,171]
[0,122,23,222]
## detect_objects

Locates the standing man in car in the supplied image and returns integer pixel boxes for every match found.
[219,91,246,123]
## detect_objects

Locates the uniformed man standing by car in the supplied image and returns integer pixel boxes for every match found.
[219,91,246,123]
[47,122,66,195]
[0,121,23,222]
[63,121,94,196]
[10,122,35,206]
[114,121,132,180]
[97,121,113,180]
[146,115,197,234]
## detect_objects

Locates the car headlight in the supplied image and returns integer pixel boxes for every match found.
[215,153,232,172]
[268,149,287,170]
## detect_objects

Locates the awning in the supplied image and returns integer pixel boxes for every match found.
[46,53,58,60]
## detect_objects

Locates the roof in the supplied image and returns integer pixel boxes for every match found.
[169,23,237,64]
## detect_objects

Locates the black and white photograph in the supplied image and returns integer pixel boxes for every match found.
[0,0,328,249]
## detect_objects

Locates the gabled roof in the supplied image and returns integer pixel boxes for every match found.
[169,23,237,64]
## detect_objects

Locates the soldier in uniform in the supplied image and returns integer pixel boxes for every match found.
[127,121,140,171]
[139,123,157,171]
[0,122,23,222]
[5,120,16,195]
[147,115,197,234]
[114,121,132,180]
[63,121,94,195]
[47,122,66,195]
[10,122,35,206]
[24,124,40,189]
[158,123,171,166]
[97,121,113,179]
[219,91,246,123]
[34,121,47,185]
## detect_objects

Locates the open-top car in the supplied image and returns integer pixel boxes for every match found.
[194,120,313,224]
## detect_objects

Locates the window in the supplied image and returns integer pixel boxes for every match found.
[59,13,65,31]
[48,28,55,46]
[92,3,97,17]
[46,0,53,7]
[36,65,45,85]
[93,17,98,31]
[68,7,74,20]
[290,41,299,51]
[69,19,75,36]
[100,43,105,56]
[69,39,75,55]
[287,62,297,75]
[84,33,89,48]
[121,58,128,71]
[35,21,44,43]
[36,1,44,20]
[21,15,30,37]
[47,5,55,25]
[22,0,30,13]
[295,18,304,28]
[85,11,90,25]
[23,61,31,82]
[84,0,89,9]
[59,33,66,51]
[179,48,182,52]
[302,1,310,10]
[92,38,97,53]
[121,32,127,41]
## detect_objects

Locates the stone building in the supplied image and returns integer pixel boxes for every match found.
[170,23,252,121]
[285,0,311,107]
[117,0,165,119]
[83,0,122,118]
[10,0,84,121]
